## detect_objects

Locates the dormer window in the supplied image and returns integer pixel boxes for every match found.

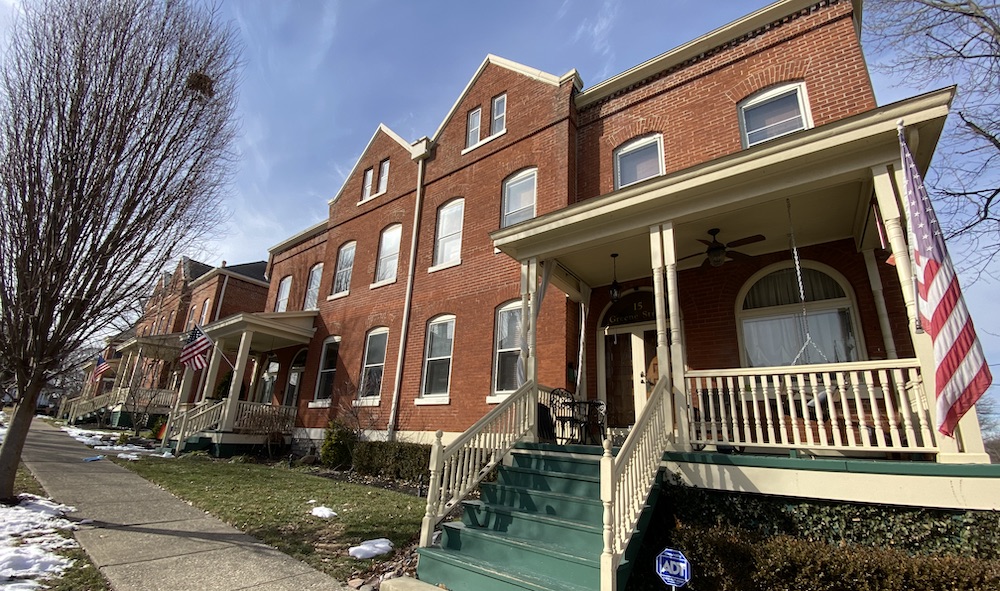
[491,94,506,135]
[466,107,481,148]
[614,135,664,189]
[739,82,812,147]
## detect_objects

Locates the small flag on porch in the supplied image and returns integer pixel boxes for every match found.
[179,325,213,371]
[899,124,992,437]
[92,355,111,383]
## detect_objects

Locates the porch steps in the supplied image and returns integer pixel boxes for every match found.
[417,445,655,591]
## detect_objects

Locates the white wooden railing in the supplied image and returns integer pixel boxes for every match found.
[67,387,128,423]
[601,378,673,591]
[419,379,537,546]
[233,401,297,434]
[685,359,937,454]
[171,399,226,452]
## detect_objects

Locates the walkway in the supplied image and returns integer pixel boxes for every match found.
[20,419,347,591]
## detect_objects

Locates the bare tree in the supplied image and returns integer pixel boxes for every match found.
[0,0,240,502]
[864,0,1000,273]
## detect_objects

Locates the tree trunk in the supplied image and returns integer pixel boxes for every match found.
[0,382,43,503]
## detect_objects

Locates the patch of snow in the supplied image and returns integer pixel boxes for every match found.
[61,427,174,459]
[348,538,393,559]
[116,453,140,461]
[0,494,79,588]
[311,506,337,519]
[307,499,317,504]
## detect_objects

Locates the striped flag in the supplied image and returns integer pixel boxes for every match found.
[899,125,992,437]
[92,355,111,383]
[179,325,213,371]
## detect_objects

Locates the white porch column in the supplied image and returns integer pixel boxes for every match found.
[221,330,253,432]
[862,249,898,359]
[659,222,688,447]
[159,366,193,451]
[873,164,962,457]
[199,337,225,403]
[520,258,538,441]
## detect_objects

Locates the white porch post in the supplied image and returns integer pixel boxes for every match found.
[649,224,674,448]
[159,366,193,452]
[872,164,962,457]
[221,330,253,432]
[660,222,688,447]
[520,258,538,441]
[199,337,225,403]
[863,249,898,359]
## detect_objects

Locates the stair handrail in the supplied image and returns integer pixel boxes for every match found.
[174,399,225,450]
[601,378,672,591]
[419,379,537,547]
[68,391,115,423]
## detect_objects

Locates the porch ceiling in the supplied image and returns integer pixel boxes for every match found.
[493,87,952,290]
[204,311,319,355]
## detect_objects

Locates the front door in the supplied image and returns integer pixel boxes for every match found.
[603,326,658,428]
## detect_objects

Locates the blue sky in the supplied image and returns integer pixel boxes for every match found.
[0,0,996,413]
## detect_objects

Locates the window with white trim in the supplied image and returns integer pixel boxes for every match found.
[422,315,455,396]
[433,199,464,267]
[493,301,522,394]
[284,350,307,407]
[491,94,506,136]
[466,107,481,148]
[186,305,197,330]
[200,298,211,324]
[332,241,355,296]
[614,135,664,189]
[359,328,388,399]
[375,224,401,284]
[739,82,812,147]
[377,159,390,194]
[274,276,291,312]
[361,167,374,200]
[303,263,323,310]
[314,338,339,400]
[739,265,860,367]
[502,168,536,228]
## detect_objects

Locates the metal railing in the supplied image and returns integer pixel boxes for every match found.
[685,359,937,454]
[419,379,537,546]
[233,401,297,434]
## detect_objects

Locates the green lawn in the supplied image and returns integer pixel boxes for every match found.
[114,455,425,580]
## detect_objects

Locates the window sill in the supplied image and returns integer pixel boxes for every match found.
[357,190,387,206]
[428,260,461,273]
[353,397,380,407]
[486,393,511,405]
[415,396,450,406]
[370,278,397,290]
[327,291,349,301]
[308,399,332,409]
[461,128,506,155]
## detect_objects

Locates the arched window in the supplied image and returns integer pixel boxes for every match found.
[332,241,356,296]
[614,134,664,189]
[738,81,813,147]
[274,276,292,312]
[200,298,211,324]
[422,315,455,397]
[359,328,389,399]
[284,349,308,406]
[303,263,323,310]
[433,199,464,268]
[502,169,536,228]
[738,264,861,367]
[493,301,522,395]
[374,225,402,284]
[314,337,340,401]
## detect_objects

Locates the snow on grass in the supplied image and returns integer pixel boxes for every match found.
[60,426,174,458]
[0,495,79,588]
[310,506,337,519]
[348,538,393,559]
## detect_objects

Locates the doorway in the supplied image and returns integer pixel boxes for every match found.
[602,326,657,428]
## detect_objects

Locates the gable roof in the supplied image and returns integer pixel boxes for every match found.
[224,261,268,282]
[182,257,214,282]
[329,124,422,205]
[429,54,582,143]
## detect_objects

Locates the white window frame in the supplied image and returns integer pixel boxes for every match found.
[186,305,197,330]
[372,224,402,287]
[361,167,374,201]
[200,298,211,324]
[614,134,665,189]
[376,158,390,195]
[491,300,522,400]
[419,315,455,403]
[330,241,356,299]
[738,81,813,148]
[357,327,389,403]
[310,337,341,408]
[431,199,464,270]
[274,276,292,312]
[303,263,323,310]
[466,107,481,148]
[501,168,536,228]
[491,94,506,136]
[735,262,865,368]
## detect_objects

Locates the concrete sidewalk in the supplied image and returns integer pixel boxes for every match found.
[20,418,347,591]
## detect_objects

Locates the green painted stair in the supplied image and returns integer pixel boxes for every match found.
[418,445,645,591]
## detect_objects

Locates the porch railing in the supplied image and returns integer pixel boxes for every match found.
[685,359,937,454]
[171,399,226,453]
[601,378,673,591]
[67,387,128,423]
[419,379,537,547]
[233,401,297,434]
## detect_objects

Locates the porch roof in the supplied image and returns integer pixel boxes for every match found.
[203,310,319,354]
[491,87,953,290]
[117,333,183,360]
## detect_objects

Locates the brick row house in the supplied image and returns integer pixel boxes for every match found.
[152,1,997,588]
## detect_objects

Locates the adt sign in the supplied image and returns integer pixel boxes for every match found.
[655,547,690,587]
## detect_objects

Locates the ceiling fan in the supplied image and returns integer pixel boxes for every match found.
[680,228,765,267]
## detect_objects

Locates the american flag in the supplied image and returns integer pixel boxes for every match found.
[179,325,213,371]
[92,355,111,383]
[900,126,992,437]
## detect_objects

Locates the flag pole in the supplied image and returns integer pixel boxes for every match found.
[193,324,236,370]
